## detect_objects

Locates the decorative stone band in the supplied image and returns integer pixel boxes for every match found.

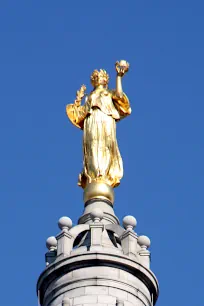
[37,251,159,306]
[84,198,113,208]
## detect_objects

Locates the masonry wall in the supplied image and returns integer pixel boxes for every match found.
[43,266,151,306]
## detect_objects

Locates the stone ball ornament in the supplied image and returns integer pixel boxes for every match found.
[138,235,151,249]
[58,216,72,231]
[123,215,137,230]
[46,236,57,251]
[90,208,104,222]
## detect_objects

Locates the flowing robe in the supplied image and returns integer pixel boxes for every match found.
[66,88,131,188]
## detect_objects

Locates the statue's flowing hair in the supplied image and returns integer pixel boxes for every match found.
[90,69,109,87]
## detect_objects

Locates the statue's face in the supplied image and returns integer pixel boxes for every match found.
[92,75,108,87]
[90,70,109,88]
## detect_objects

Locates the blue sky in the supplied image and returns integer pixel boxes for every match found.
[0,1,204,305]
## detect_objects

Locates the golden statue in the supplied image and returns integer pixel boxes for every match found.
[66,60,131,193]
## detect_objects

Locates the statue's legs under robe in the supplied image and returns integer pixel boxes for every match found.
[78,108,123,188]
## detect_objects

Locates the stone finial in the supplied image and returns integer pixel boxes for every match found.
[46,236,57,251]
[138,235,151,249]
[56,217,73,257]
[123,215,137,231]
[62,297,70,306]
[120,216,138,258]
[90,208,104,223]
[46,236,57,265]
[58,216,72,232]
[138,235,151,269]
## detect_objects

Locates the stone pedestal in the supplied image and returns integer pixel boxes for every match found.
[78,198,119,225]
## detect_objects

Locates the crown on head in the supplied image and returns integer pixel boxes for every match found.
[90,69,109,86]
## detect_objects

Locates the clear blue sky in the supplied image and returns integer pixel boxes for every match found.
[0,1,203,305]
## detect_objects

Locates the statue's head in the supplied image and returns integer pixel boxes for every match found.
[90,69,109,88]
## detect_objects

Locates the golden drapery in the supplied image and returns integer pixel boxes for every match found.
[66,88,131,188]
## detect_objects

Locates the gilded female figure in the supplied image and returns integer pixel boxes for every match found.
[66,60,131,189]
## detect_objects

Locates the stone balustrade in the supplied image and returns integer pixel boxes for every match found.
[45,212,151,270]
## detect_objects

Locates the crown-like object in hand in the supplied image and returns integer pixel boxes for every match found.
[115,60,130,76]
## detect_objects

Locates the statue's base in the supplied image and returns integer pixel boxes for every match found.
[78,182,118,225]
[83,182,114,204]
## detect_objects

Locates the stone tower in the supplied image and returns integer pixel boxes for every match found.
[37,184,159,306]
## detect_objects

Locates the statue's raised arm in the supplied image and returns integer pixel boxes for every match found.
[66,60,131,202]
[112,60,131,119]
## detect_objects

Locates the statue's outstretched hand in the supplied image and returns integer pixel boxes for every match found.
[115,60,129,77]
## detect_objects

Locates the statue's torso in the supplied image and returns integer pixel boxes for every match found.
[86,89,120,120]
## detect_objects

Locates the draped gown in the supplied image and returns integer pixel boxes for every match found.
[66,88,131,188]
